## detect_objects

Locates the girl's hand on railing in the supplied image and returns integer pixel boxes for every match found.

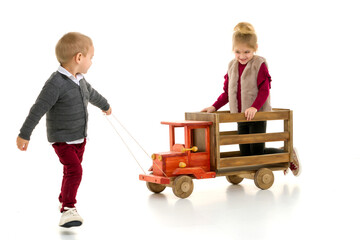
[201,106,216,113]
[245,107,258,121]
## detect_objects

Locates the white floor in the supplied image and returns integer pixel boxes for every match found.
[2,131,359,240]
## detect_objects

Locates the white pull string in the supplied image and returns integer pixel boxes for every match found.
[111,114,152,159]
[104,114,146,174]
[104,113,168,177]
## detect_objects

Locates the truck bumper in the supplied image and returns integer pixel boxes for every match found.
[139,174,171,185]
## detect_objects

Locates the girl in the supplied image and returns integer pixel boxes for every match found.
[201,22,300,176]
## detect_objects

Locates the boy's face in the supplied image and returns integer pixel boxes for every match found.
[78,45,94,74]
[233,43,256,65]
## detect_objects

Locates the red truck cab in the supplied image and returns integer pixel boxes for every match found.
[139,120,216,188]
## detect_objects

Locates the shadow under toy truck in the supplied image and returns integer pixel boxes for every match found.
[139,108,293,198]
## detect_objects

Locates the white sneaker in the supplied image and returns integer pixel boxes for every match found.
[59,207,83,228]
[290,147,301,176]
[284,147,301,176]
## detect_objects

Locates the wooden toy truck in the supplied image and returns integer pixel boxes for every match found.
[139,108,293,198]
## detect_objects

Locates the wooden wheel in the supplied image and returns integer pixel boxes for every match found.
[226,175,244,185]
[172,175,194,199]
[146,182,166,193]
[254,168,274,190]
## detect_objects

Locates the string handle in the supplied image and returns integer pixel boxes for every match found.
[105,113,168,177]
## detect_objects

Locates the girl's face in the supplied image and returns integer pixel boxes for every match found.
[233,43,257,65]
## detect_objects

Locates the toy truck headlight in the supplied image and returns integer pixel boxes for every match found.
[151,154,162,161]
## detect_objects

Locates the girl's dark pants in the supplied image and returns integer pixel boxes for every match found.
[237,121,283,156]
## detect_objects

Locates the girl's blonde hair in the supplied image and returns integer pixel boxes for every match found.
[232,22,257,51]
[55,32,93,64]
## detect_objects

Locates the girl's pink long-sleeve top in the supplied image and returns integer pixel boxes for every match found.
[212,62,271,112]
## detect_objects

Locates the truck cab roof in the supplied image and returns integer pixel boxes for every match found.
[161,120,213,127]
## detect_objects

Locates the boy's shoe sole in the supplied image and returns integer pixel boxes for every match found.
[60,221,82,228]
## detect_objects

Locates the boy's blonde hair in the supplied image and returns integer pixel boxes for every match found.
[55,32,93,64]
[232,22,257,51]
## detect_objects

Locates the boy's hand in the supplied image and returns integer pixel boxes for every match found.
[16,136,29,151]
[245,107,258,121]
[103,107,112,115]
[201,106,216,113]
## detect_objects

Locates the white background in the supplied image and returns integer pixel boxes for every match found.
[1,0,359,239]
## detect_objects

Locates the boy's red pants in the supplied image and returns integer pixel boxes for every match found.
[52,139,86,212]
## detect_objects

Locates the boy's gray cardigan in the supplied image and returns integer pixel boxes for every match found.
[19,72,110,142]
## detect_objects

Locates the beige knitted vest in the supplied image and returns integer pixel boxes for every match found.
[228,55,272,113]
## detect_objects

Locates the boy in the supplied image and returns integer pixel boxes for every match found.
[16,32,112,228]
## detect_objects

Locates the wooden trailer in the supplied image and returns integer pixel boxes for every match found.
[139,108,293,198]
